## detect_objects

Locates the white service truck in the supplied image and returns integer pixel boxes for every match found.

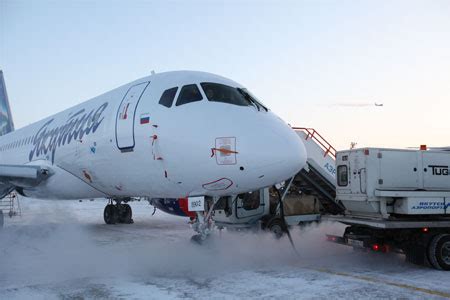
[327,147,450,270]
[212,184,322,238]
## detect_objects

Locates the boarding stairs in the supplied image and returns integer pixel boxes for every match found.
[0,192,22,218]
[292,128,345,215]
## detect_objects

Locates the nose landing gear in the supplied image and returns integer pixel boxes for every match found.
[190,196,219,244]
[103,199,134,225]
[191,211,213,244]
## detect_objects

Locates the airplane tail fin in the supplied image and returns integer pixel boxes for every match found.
[0,70,15,136]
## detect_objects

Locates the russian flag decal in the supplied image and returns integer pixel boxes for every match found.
[140,113,150,124]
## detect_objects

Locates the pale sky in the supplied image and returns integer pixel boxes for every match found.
[1,0,449,150]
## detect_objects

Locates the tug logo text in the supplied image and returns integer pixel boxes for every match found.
[429,165,449,176]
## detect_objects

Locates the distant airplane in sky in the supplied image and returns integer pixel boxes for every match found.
[375,102,384,107]
[0,70,307,238]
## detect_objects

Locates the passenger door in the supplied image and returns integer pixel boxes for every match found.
[349,151,363,195]
[115,82,150,151]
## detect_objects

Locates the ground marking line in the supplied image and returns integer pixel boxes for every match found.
[309,267,450,299]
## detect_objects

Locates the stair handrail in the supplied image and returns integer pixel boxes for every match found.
[293,127,336,158]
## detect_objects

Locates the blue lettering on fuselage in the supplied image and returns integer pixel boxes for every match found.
[29,102,108,163]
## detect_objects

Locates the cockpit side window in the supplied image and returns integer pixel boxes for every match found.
[176,84,203,106]
[200,82,251,107]
[237,88,269,111]
[159,87,178,108]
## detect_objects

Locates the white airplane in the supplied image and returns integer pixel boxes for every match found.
[0,70,306,237]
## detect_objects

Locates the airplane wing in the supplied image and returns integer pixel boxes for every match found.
[0,164,53,198]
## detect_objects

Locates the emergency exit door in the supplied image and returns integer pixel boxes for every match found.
[115,82,149,151]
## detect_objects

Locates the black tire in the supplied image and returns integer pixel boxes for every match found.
[104,204,118,224]
[267,217,286,239]
[428,234,450,271]
[190,234,205,245]
[119,204,133,224]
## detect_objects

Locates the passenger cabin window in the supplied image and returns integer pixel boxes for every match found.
[159,87,178,108]
[176,84,203,106]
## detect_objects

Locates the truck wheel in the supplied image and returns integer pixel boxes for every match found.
[428,234,450,270]
[267,217,285,239]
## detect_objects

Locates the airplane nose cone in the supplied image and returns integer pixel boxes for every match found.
[242,118,307,188]
[280,128,307,177]
[275,126,307,179]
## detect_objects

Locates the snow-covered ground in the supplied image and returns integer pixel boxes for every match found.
[0,198,449,299]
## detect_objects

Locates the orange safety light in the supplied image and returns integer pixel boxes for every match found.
[420,145,427,151]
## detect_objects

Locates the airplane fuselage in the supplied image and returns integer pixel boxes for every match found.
[0,71,306,200]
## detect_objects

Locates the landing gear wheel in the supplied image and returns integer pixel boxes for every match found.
[266,217,286,239]
[119,204,133,224]
[104,204,118,224]
[191,234,206,245]
[428,234,450,270]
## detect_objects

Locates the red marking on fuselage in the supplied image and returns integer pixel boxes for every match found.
[202,178,233,191]
[178,198,196,218]
[122,103,130,120]
[82,170,93,183]
[210,148,238,157]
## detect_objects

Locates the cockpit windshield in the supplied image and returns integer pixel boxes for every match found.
[200,82,268,111]
[200,82,250,107]
[237,88,268,112]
